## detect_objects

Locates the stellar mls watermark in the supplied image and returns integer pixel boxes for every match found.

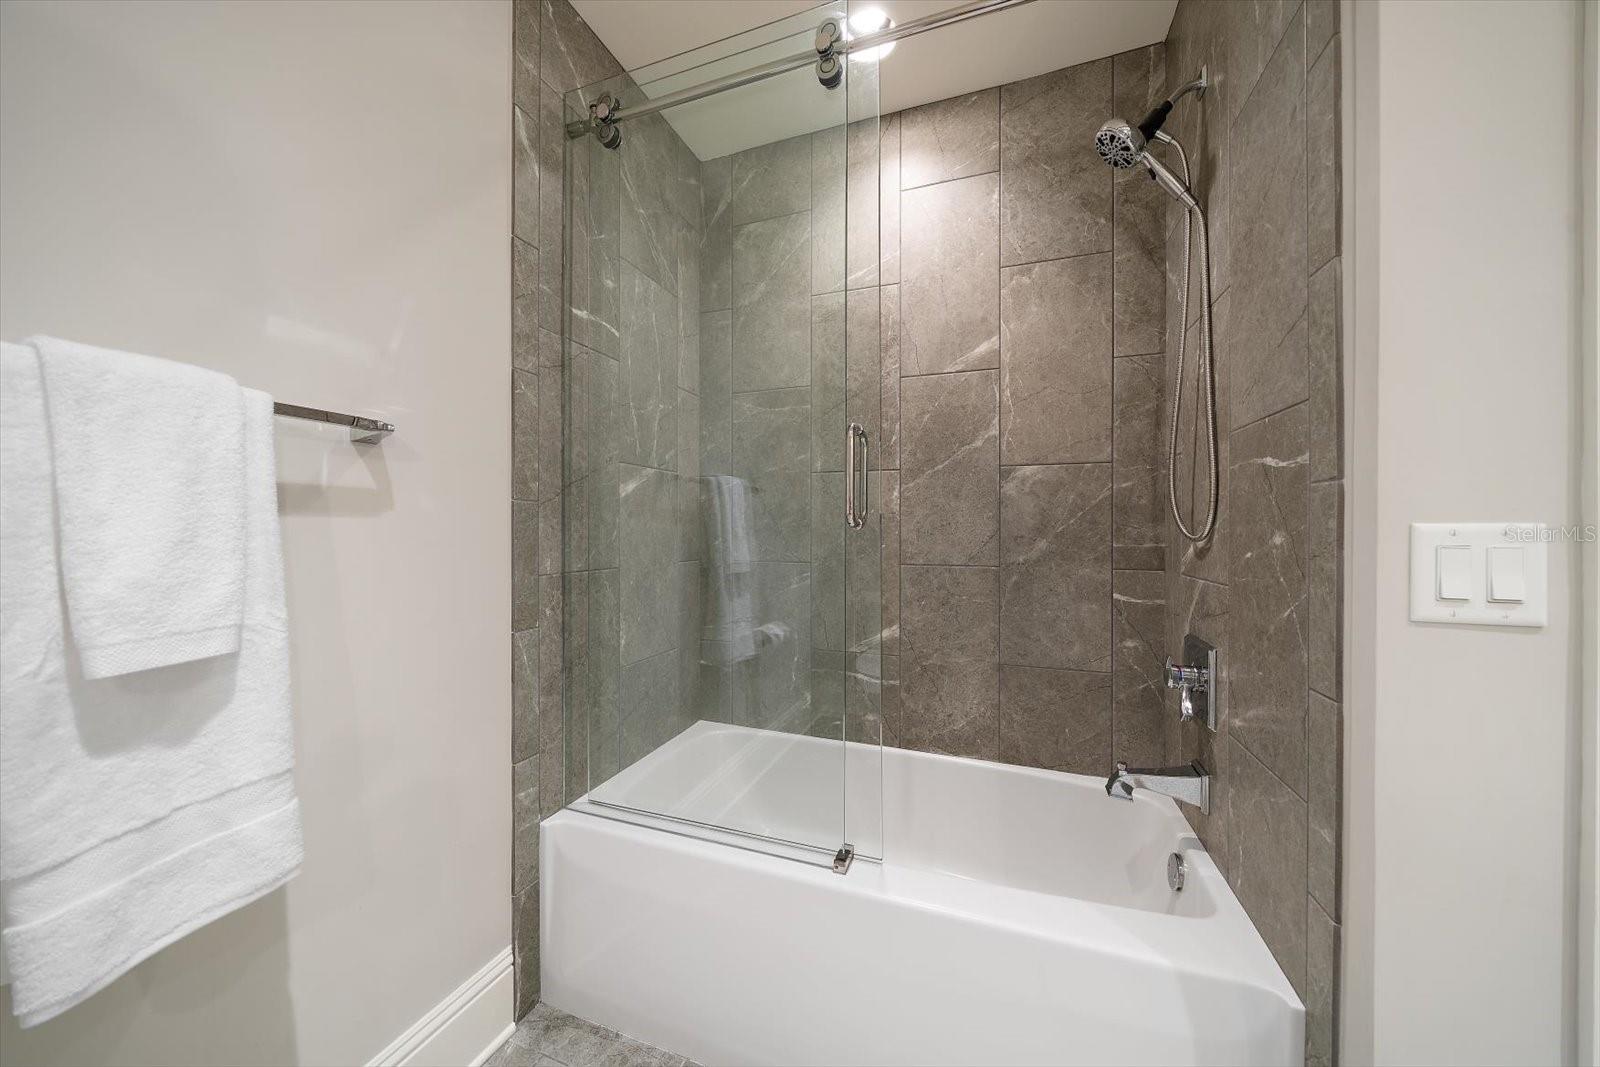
[1501,523,1597,543]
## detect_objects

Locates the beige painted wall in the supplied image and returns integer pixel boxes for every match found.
[1344,1,1586,1062]
[0,2,512,1063]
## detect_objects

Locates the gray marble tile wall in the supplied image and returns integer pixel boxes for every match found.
[511,0,633,1021]
[563,68,706,780]
[519,2,1342,1053]
[1158,2,1343,1063]
[699,115,872,740]
[874,47,1172,775]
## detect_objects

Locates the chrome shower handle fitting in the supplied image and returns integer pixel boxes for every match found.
[1164,656,1210,724]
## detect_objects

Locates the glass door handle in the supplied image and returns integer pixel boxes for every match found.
[844,423,868,529]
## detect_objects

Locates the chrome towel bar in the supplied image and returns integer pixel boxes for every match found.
[271,402,394,443]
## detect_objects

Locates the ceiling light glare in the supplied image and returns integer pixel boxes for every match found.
[847,7,894,62]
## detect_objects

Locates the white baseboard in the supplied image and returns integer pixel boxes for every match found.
[368,947,515,1067]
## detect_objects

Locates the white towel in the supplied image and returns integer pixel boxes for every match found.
[30,335,247,678]
[706,474,752,575]
[0,347,301,1028]
[701,475,756,664]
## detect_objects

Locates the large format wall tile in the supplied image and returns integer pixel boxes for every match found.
[811,291,846,472]
[813,121,881,295]
[619,262,679,468]
[1228,403,1309,797]
[513,0,540,113]
[538,576,564,815]
[1309,258,1342,483]
[1113,167,1169,358]
[733,212,812,391]
[811,471,847,652]
[999,664,1112,774]
[1156,8,1343,1058]
[730,133,812,226]
[678,224,702,388]
[901,565,999,759]
[1306,896,1340,1067]
[999,59,1112,266]
[847,288,885,472]
[514,368,539,502]
[568,567,620,790]
[1310,479,1341,700]
[700,156,733,311]
[1162,1,1233,301]
[699,310,733,473]
[514,104,539,249]
[849,469,890,654]
[678,389,702,562]
[621,112,682,292]
[999,252,1112,464]
[514,500,539,631]
[538,86,566,339]
[569,134,621,357]
[999,463,1112,671]
[1307,35,1341,274]
[1113,353,1166,571]
[1112,44,1165,138]
[1112,568,1167,765]
[900,174,1000,375]
[847,119,882,292]
[733,387,812,562]
[1228,8,1307,429]
[746,562,812,730]
[1175,291,1232,584]
[514,627,539,764]
[812,125,847,296]
[1225,736,1308,994]
[566,345,618,570]
[878,114,901,285]
[512,757,540,894]
[619,464,678,666]
[901,370,999,565]
[1309,690,1342,918]
[540,0,621,94]
[899,89,999,189]
[620,647,684,771]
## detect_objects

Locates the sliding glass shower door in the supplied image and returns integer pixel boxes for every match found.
[562,3,885,866]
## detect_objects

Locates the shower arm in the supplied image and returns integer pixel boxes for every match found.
[565,0,1038,140]
[1168,73,1208,106]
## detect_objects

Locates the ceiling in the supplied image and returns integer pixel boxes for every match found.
[571,0,1177,158]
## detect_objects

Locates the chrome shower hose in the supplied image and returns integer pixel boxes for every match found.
[1164,138,1217,544]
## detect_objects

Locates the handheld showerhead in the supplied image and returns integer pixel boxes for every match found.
[1093,120,1146,169]
[1093,66,1208,192]
[1093,68,1221,546]
[1093,118,1198,209]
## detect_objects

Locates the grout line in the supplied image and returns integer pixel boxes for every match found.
[899,365,1000,381]
[999,247,1115,272]
[1229,395,1312,438]
[997,459,1112,470]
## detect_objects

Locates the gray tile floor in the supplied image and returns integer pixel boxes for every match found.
[485,1002,701,1067]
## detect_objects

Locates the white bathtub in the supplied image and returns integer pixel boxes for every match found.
[540,722,1303,1066]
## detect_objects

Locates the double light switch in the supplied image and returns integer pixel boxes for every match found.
[1410,523,1547,627]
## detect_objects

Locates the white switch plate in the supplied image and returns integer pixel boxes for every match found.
[1409,523,1548,627]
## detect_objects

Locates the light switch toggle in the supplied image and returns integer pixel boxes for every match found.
[1436,545,1471,601]
[1487,546,1526,603]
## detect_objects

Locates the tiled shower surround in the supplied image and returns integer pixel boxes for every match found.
[513,3,1344,1064]
[1159,2,1343,1064]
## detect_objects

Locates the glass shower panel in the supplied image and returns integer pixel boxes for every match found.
[562,3,882,865]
